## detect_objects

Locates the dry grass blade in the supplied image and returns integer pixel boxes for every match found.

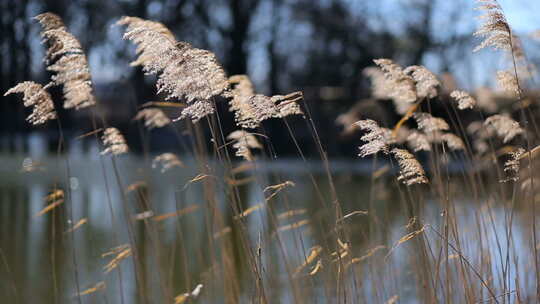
[294,245,322,276]
[277,219,310,233]
[65,218,88,233]
[231,162,256,174]
[385,295,399,304]
[133,211,154,221]
[125,181,147,194]
[264,181,295,201]
[277,209,308,220]
[234,203,264,219]
[36,190,65,217]
[36,199,64,217]
[213,227,232,239]
[225,176,256,187]
[385,225,426,258]
[77,281,105,296]
[152,205,200,222]
[103,246,132,273]
[347,245,386,267]
[337,210,368,223]
[183,174,212,190]
[309,260,323,275]
[75,128,103,140]
[174,284,203,303]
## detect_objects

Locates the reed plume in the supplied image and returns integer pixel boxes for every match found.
[502,148,525,182]
[484,114,523,143]
[413,113,449,133]
[229,75,303,128]
[391,148,428,185]
[35,13,96,109]
[496,70,521,96]
[473,0,512,52]
[354,119,393,157]
[450,90,476,110]
[4,81,56,125]
[101,128,129,155]
[373,59,417,105]
[134,108,171,129]
[117,16,229,122]
[152,153,184,172]
[227,130,262,161]
[403,65,440,99]
[407,131,431,152]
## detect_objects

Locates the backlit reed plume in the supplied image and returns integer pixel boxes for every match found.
[35,13,96,109]
[229,74,303,129]
[473,0,512,52]
[496,70,521,96]
[391,148,429,185]
[407,131,431,152]
[101,128,129,155]
[413,113,449,133]
[152,153,184,173]
[440,133,465,151]
[117,16,229,122]
[450,90,476,110]
[373,59,417,105]
[4,81,56,125]
[134,108,171,129]
[484,114,523,143]
[354,119,393,157]
[403,65,440,99]
[227,130,262,161]
[502,148,525,182]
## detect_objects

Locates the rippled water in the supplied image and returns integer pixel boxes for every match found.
[0,153,536,303]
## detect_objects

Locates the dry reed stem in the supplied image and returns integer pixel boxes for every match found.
[77,281,106,296]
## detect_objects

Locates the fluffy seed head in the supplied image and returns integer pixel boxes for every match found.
[152,153,184,173]
[134,108,171,129]
[4,82,56,125]
[450,90,476,110]
[473,0,512,53]
[227,130,262,161]
[101,128,129,155]
[117,16,229,122]
[391,148,429,185]
[413,113,449,133]
[404,65,440,99]
[355,119,393,157]
[484,114,523,143]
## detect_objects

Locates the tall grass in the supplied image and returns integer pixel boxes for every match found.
[2,1,540,303]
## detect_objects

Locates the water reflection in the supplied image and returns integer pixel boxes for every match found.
[0,155,535,302]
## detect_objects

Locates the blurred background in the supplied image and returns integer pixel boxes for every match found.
[1,0,540,156]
